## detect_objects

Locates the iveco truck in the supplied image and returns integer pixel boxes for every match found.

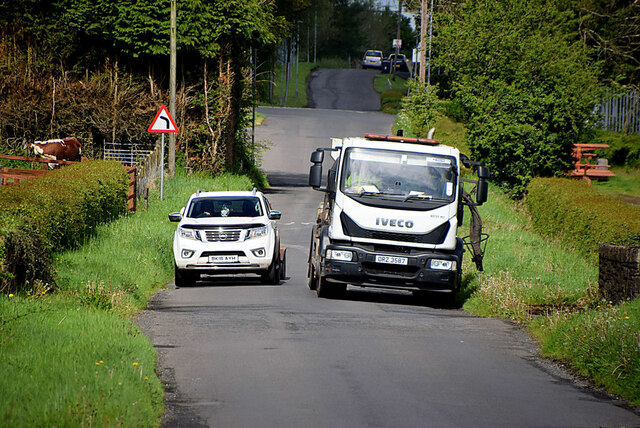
[307,132,489,304]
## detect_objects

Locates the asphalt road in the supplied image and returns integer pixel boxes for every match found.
[137,70,640,427]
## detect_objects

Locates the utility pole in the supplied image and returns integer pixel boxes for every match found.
[427,0,434,86]
[169,0,177,176]
[393,0,402,81]
[419,0,427,83]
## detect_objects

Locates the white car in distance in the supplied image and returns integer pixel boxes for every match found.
[169,189,284,287]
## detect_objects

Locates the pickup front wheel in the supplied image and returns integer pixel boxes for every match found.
[261,249,281,285]
[175,264,198,287]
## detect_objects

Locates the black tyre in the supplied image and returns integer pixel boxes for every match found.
[316,276,346,298]
[308,265,318,290]
[175,264,197,287]
[279,250,287,280]
[261,251,281,285]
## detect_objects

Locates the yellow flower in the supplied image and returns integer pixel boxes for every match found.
[133,362,139,366]
[100,361,104,364]
[144,377,149,380]
[624,316,630,319]
[96,362,100,365]
[8,294,13,298]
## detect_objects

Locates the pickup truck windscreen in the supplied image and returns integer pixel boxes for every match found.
[187,197,264,218]
[340,147,456,207]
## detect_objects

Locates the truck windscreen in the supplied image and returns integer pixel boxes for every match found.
[340,148,456,203]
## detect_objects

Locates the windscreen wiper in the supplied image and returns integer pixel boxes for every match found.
[403,193,433,202]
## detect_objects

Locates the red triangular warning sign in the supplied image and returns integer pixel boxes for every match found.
[148,105,179,133]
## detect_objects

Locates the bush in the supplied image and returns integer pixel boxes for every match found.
[526,177,640,259]
[399,80,439,138]
[596,131,640,168]
[0,161,128,293]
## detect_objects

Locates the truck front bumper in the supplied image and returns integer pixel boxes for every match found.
[320,244,460,292]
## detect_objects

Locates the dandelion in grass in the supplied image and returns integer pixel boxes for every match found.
[8,294,13,298]
[133,362,139,366]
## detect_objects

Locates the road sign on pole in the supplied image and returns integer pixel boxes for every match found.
[148,105,179,133]
[148,105,179,201]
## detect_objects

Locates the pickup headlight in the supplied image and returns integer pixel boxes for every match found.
[179,227,201,241]
[326,249,354,261]
[246,226,267,240]
[429,259,456,271]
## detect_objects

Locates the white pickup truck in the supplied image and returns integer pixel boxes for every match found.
[168,189,285,287]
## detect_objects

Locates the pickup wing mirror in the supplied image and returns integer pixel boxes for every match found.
[168,212,182,222]
[268,210,282,220]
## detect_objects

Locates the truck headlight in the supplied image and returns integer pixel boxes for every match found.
[327,249,354,261]
[429,259,456,271]
[179,227,201,241]
[246,226,267,240]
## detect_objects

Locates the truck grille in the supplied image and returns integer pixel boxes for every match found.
[362,262,419,278]
[340,212,449,244]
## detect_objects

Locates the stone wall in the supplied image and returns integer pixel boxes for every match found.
[599,244,640,303]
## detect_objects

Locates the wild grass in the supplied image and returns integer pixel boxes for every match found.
[593,167,640,201]
[1,170,255,426]
[0,294,163,427]
[530,299,640,405]
[398,111,640,405]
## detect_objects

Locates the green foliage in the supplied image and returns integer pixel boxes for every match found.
[437,0,602,198]
[0,295,163,426]
[526,177,640,260]
[400,80,439,138]
[0,161,128,293]
[531,299,640,406]
[595,131,640,168]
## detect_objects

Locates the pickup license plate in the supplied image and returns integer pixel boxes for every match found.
[208,255,238,263]
[375,255,408,265]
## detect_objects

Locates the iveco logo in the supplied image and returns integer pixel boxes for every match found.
[376,217,414,228]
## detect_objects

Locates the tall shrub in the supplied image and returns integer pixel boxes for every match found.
[437,0,601,198]
[0,161,128,293]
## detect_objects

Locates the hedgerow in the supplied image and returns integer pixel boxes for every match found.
[526,177,640,260]
[0,161,128,293]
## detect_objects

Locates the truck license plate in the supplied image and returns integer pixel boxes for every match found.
[375,255,408,265]
[209,255,238,263]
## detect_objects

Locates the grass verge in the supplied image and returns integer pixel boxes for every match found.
[396,111,640,406]
[0,170,255,425]
[261,61,316,108]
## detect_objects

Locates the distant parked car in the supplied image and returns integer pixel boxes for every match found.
[362,50,383,69]
[387,53,409,72]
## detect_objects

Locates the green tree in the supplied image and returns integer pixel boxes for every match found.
[436,0,601,197]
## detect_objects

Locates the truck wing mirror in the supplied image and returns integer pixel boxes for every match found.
[310,150,324,163]
[477,165,490,179]
[309,164,323,189]
[476,179,488,205]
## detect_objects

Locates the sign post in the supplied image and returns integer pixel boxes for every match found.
[148,105,179,200]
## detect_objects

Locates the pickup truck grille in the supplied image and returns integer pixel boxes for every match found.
[204,229,242,242]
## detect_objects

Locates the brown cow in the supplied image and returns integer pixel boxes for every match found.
[29,137,82,168]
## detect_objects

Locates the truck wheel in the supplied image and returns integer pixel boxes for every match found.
[316,277,346,298]
[308,265,318,290]
[175,264,197,287]
[316,276,328,297]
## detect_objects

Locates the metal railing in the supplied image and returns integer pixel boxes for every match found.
[598,90,640,134]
